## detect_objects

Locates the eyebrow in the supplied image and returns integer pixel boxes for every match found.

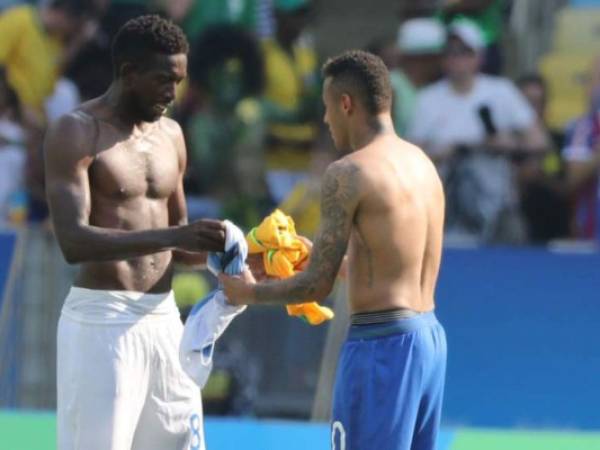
[157,70,185,80]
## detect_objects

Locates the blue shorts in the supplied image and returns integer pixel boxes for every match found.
[331,311,447,450]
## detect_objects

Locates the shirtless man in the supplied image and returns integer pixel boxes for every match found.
[44,15,224,450]
[221,50,447,450]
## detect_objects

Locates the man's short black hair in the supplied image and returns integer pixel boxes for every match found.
[322,50,392,115]
[111,15,189,78]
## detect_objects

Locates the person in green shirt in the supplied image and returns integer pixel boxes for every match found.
[177,0,271,43]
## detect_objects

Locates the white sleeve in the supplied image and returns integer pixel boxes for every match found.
[500,80,535,131]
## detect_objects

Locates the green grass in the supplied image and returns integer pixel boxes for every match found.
[0,411,56,450]
[2,411,600,450]
[452,428,600,450]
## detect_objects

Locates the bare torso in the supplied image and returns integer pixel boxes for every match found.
[346,136,445,313]
[70,101,182,293]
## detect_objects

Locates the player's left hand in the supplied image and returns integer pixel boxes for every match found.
[219,269,256,306]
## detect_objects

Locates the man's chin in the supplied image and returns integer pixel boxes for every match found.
[142,112,163,122]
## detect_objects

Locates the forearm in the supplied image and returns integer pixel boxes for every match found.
[252,270,330,305]
[58,224,178,264]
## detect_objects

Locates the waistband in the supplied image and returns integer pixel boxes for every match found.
[351,308,420,325]
[61,286,179,325]
[347,311,439,340]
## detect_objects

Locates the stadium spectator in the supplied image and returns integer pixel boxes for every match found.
[261,0,321,204]
[182,24,270,228]
[398,0,438,19]
[517,73,570,243]
[176,0,274,43]
[0,0,93,117]
[562,89,600,241]
[0,68,26,227]
[392,18,445,136]
[438,0,507,75]
[408,19,547,242]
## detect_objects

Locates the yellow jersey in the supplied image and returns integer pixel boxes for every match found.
[0,6,62,111]
[262,39,319,170]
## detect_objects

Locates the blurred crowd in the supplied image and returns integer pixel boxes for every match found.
[1,0,600,247]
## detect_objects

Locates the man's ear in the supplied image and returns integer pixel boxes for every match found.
[119,62,137,85]
[340,93,353,115]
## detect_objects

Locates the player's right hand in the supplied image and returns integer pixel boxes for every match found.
[174,219,226,252]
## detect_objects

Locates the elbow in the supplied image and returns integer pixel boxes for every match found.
[62,244,85,264]
[58,234,89,264]
[54,222,96,264]
[312,280,334,303]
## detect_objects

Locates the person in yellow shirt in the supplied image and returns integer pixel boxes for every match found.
[262,0,321,203]
[0,0,91,114]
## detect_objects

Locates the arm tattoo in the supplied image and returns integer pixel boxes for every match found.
[253,160,361,304]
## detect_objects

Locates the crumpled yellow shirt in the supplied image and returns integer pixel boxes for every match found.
[246,209,334,325]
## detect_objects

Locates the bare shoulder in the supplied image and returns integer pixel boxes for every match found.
[45,109,97,161]
[159,116,186,163]
[322,157,365,208]
[401,138,445,198]
[325,156,365,185]
[159,116,184,141]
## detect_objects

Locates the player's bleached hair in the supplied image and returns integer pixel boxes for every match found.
[322,50,392,115]
[111,15,189,78]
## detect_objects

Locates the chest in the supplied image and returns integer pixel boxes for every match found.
[90,128,180,200]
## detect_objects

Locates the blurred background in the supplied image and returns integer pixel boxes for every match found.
[1,0,600,449]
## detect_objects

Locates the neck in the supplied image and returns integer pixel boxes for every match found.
[104,82,144,128]
[349,113,395,150]
[449,74,476,94]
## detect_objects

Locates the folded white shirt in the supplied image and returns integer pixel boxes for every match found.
[179,220,247,388]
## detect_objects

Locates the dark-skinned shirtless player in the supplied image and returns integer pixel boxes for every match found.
[45,15,221,450]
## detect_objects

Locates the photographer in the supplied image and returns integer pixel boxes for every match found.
[407,19,548,242]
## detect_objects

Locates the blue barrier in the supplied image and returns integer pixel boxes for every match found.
[436,247,600,429]
[570,0,600,7]
[0,230,18,406]
[0,231,16,308]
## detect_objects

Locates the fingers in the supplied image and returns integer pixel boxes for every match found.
[218,272,254,306]
[197,238,225,252]
[297,235,313,250]
[218,273,228,284]
[200,228,225,244]
[196,218,225,229]
[191,220,225,251]
[242,268,256,284]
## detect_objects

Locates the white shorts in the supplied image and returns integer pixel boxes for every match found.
[57,287,205,450]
